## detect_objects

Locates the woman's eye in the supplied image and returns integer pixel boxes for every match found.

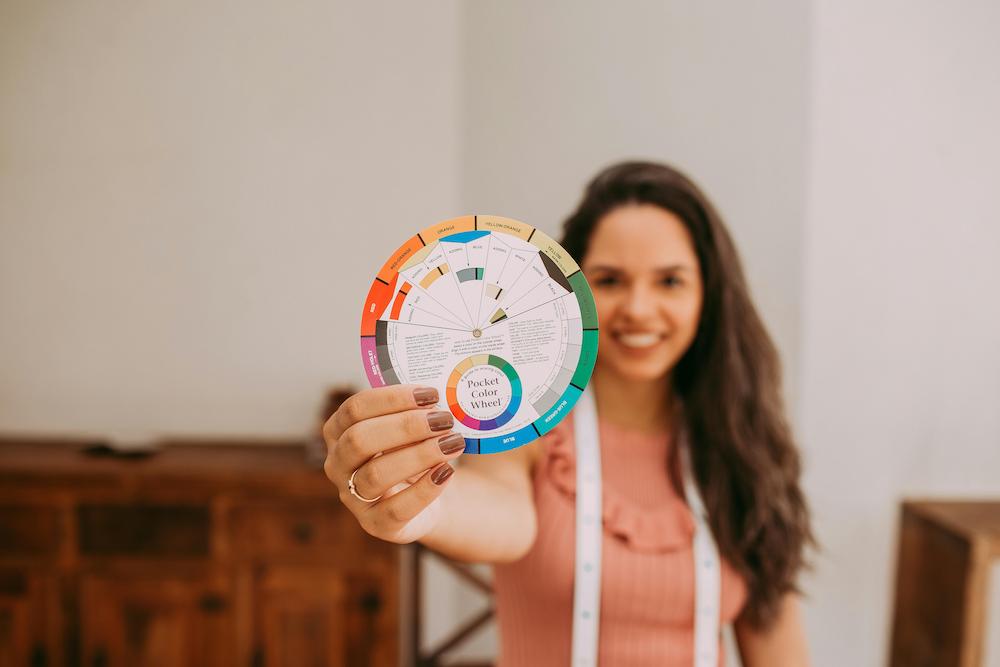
[661,275,683,287]
[593,275,619,286]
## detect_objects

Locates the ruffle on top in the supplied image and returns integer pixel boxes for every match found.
[543,419,696,554]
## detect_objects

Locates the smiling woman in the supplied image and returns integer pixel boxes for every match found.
[324,160,814,667]
[548,162,812,652]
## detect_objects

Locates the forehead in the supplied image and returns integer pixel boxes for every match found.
[582,204,698,269]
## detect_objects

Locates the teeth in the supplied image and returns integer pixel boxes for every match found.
[617,333,662,348]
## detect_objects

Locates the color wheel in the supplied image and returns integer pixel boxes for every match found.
[360,215,599,454]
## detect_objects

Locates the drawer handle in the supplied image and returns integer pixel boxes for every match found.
[199,593,227,613]
[291,521,315,543]
[359,590,382,614]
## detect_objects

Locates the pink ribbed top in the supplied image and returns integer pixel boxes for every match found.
[492,414,748,666]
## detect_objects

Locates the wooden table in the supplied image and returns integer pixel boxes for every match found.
[889,500,1000,667]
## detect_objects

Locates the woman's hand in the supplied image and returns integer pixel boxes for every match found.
[323,384,466,544]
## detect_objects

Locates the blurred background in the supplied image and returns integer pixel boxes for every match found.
[1,1,998,665]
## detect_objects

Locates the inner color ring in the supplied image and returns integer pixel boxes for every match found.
[446,355,522,430]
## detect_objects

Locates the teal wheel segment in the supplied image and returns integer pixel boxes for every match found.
[570,329,599,389]
[535,383,584,436]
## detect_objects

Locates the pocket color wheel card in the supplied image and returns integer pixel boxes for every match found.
[360,215,598,454]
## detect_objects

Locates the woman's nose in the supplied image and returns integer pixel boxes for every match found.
[622,283,658,319]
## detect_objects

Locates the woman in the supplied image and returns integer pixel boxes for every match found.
[323,161,813,665]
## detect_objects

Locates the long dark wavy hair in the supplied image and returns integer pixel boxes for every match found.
[560,160,813,629]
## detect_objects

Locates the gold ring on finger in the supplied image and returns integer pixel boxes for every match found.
[347,453,384,503]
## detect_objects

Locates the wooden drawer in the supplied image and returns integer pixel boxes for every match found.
[77,504,211,557]
[252,563,397,666]
[0,506,61,557]
[0,567,62,665]
[228,502,355,559]
[80,567,236,666]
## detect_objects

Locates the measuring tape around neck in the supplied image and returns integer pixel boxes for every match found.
[571,387,722,667]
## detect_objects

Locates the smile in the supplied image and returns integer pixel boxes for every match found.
[614,332,666,349]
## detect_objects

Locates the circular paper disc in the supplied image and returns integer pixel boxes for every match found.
[359,215,598,454]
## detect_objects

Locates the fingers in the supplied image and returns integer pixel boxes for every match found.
[362,461,456,530]
[332,404,455,478]
[346,432,466,505]
[321,383,463,543]
[324,384,440,442]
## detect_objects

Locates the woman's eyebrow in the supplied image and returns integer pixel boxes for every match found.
[653,264,695,273]
[585,263,694,273]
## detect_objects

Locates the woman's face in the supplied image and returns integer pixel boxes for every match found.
[581,204,704,384]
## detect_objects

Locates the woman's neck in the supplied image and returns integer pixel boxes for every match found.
[590,367,673,434]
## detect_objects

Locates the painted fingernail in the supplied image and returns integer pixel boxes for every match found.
[414,387,438,406]
[431,463,454,485]
[439,433,465,455]
[427,411,453,432]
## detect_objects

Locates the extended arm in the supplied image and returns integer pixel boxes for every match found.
[418,444,538,563]
[734,593,810,667]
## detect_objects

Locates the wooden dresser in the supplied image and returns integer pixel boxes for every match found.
[0,436,400,667]
[890,500,1000,667]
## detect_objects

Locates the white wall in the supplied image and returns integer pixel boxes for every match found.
[0,0,462,442]
[799,0,1000,664]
